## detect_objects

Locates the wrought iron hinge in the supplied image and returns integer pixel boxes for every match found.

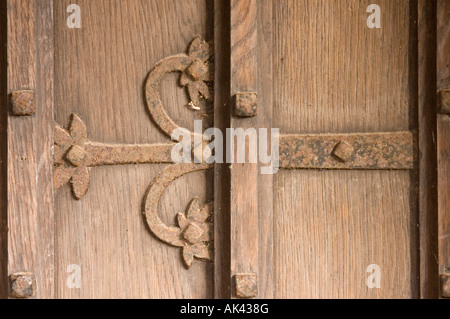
[54,36,214,268]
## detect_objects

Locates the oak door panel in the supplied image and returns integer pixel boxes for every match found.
[271,0,418,298]
[3,0,441,300]
[54,0,213,299]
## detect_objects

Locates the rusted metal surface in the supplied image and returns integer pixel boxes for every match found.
[279,131,417,170]
[66,145,87,167]
[54,114,90,199]
[10,90,36,116]
[332,141,355,162]
[83,143,174,167]
[440,89,450,114]
[145,35,213,139]
[9,273,35,298]
[234,92,258,117]
[185,58,209,81]
[54,114,175,200]
[235,273,258,299]
[441,273,450,298]
[143,163,213,268]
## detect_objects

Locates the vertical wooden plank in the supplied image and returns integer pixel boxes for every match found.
[437,0,450,299]
[0,0,8,299]
[273,0,418,299]
[231,0,257,91]
[230,0,259,298]
[214,0,231,299]
[7,0,54,298]
[54,0,212,299]
[7,0,37,297]
[418,0,439,299]
[34,0,54,299]
[257,0,273,299]
[438,117,450,297]
[437,0,450,92]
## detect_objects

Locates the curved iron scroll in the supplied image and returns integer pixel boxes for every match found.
[145,36,213,139]
[54,36,214,268]
[143,164,213,268]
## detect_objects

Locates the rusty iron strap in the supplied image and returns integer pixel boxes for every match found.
[279,131,417,170]
[54,113,176,199]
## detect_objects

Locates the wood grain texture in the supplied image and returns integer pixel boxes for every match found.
[0,0,7,299]
[2,0,440,300]
[54,0,213,299]
[437,0,450,91]
[272,0,418,298]
[438,117,450,277]
[230,0,259,298]
[256,0,274,299]
[7,0,54,299]
[275,170,415,298]
[34,0,55,299]
[437,0,450,297]
[418,0,439,299]
[230,0,257,92]
[213,0,231,299]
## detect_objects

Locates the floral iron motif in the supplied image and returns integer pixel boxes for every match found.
[143,164,213,268]
[54,36,214,268]
[145,35,213,140]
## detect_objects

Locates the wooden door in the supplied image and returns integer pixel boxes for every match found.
[267,0,419,299]
[1,0,448,299]
[213,0,447,299]
[4,0,215,299]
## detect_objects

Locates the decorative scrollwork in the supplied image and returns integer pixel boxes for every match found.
[54,36,214,268]
[145,35,213,140]
[54,114,90,199]
[143,163,213,268]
